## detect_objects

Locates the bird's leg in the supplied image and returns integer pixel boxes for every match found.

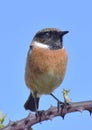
[34,92,45,120]
[33,91,39,117]
[50,93,64,111]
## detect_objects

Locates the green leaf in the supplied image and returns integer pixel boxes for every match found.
[0,111,6,128]
[0,124,4,129]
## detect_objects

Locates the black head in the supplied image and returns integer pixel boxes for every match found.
[32,28,69,50]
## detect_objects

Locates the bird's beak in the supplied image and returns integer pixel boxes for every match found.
[62,31,69,35]
[59,31,69,36]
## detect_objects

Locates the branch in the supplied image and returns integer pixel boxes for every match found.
[1,100,92,130]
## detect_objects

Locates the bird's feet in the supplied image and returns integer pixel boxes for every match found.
[57,100,70,110]
[50,93,70,116]
[35,110,45,121]
[57,100,71,118]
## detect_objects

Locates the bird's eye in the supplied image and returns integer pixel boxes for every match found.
[44,32,51,38]
[37,31,51,39]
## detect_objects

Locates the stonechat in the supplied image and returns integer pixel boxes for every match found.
[24,28,69,112]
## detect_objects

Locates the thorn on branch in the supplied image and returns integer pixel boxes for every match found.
[1,100,92,130]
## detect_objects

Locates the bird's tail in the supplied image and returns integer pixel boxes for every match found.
[24,92,40,112]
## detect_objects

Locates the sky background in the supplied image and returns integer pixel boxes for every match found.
[0,0,92,129]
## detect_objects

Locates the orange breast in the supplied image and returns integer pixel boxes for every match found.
[25,47,68,94]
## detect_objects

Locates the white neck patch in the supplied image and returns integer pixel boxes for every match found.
[62,46,64,49]
[33,41,49,49]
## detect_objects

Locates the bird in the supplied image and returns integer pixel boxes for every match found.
[24,28,69,112]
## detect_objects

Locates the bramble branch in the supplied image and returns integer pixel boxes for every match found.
[1,100,92,130]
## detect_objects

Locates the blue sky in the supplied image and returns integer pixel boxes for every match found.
[0,0,92,129]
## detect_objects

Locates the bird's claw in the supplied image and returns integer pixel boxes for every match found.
[35,110,45,121]
[57,100,70,112]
